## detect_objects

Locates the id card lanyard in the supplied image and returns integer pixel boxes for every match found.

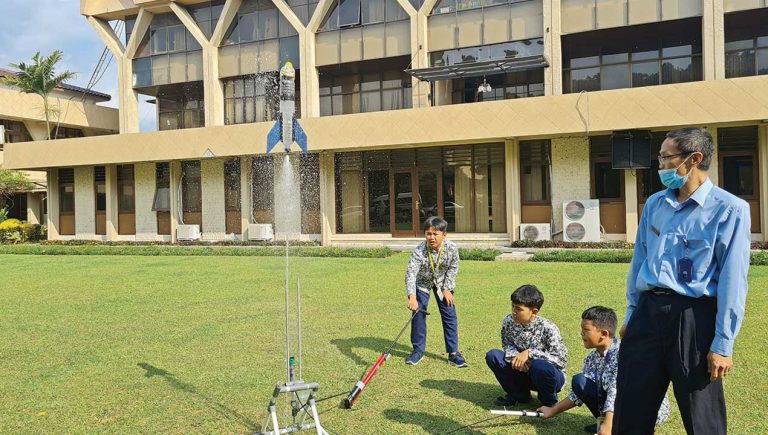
[678,237,694,283]
[428,244,445,300]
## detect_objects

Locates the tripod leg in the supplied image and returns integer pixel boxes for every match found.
[269,404,280,435]
[308,398,324,435]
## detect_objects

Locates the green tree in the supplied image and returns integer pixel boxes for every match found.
[1,50,76,140]
[0,168,32,200]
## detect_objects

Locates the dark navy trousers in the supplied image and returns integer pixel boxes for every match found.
[571,373,603,418]
[613,291,725,435]
[485,349,565,406]
[410,288,458,354]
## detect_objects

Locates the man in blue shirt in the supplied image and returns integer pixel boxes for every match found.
[612,128,750,435]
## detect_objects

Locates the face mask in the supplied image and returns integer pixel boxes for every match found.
[658,154,692,189]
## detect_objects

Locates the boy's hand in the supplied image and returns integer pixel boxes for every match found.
[512,349,530,371]
[443,290,455,307]
[407,295,419,312]
[536,406,556,419]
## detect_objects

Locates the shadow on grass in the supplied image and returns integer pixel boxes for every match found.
[383,408,489,434]
[420,379,499,408]
[330,336,444,367]
[137,362,258,431]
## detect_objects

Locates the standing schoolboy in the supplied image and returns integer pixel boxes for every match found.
[485,285,568,406]
[537,306,670,434]
[405,216,466,367]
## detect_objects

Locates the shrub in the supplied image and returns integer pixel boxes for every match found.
[511,240,635,249]
[459,248,502,261]
[0,244,394,258]
[0,218,23,230]
[531,249,768,266]
[530,250,634,263]
[0,207,8,223]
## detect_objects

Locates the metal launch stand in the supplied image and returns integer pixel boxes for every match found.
[258,62,326,435]
[255,251,328,435]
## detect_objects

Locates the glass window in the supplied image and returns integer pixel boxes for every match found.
[117,165,135,213]
[339,0,361,27]
[153,163,171,212]
[58,168,75,214]
[520,140,550,203]
[300,154,321,234]
[632,61,660,87]
[563,18,702,93]
[602,64,630,90]
[181,161,202,213]
[722,156,754,196]
[224,158,241,211]
[362,0,385,24]
[252,155,275,225]
[718,126,759,200]
[335,144,504,234]
[94,166,106,212]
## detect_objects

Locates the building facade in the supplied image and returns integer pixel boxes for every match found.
[0,69,118,226]
[4,0,768,245]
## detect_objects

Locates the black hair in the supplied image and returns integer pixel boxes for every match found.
[423,216,448,233]
[665,127,714,170]
[581,306,618,337]
[510,285,544,310]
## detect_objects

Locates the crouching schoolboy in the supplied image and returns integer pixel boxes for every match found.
[485,285,568,407]
[537,306,670,434]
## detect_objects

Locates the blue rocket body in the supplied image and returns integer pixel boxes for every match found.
[267,62,307,154]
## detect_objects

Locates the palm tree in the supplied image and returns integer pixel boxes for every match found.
[1,51,76,140]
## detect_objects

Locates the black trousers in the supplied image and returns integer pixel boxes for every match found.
[613,290,726,435]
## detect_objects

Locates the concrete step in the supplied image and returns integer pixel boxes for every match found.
[495,252,534,261]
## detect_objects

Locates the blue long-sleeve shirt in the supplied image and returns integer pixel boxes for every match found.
[625,178,750,356]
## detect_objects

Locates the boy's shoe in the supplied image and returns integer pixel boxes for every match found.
[583,424,598,433]
[448,352,467,368]
[493,395,517,407]
[405,351,424,365]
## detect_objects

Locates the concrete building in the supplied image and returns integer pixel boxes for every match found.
[0,68,118,225]
[3,0,768,245]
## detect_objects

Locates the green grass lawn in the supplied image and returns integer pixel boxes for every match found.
[1,253,765,434]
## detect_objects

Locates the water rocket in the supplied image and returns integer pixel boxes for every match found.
[267,62,308,154]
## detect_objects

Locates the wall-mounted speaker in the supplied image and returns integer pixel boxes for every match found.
[612,130,651,169]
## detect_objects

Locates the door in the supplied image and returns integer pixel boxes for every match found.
[391,170,416,236]
[390,169,443,237]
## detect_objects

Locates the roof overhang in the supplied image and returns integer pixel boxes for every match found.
[406,55,549,81]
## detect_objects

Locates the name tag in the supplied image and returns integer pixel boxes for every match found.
[678,257,693,283]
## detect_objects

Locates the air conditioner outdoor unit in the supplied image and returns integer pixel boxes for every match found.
[248,224,274,241]
[520,223,551,241]
[177,224,201,241]
[562,199,601,242]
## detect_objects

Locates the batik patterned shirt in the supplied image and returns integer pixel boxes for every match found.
[501,315,568,372]
[405,240,459,296]
[567,339,671,425]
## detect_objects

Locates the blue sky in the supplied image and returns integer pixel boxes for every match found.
[1,0,156,131]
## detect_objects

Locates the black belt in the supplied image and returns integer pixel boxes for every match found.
[649,287,678,296]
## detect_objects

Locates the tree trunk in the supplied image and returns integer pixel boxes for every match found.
[43,95,50,140]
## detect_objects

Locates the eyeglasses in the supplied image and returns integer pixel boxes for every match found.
[657,152,691,164]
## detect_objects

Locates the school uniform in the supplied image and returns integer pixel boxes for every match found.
[485,315,568,406]
[405,240,460,355]
[569,339,670,426]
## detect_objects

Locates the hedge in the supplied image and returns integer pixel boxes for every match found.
[459,248,502,261]
[531,249,768,266]
[0,245,393,258]
[40,239,319,247]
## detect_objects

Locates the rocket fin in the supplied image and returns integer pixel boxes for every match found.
[266,118,282,154]
[293,118,308,154]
